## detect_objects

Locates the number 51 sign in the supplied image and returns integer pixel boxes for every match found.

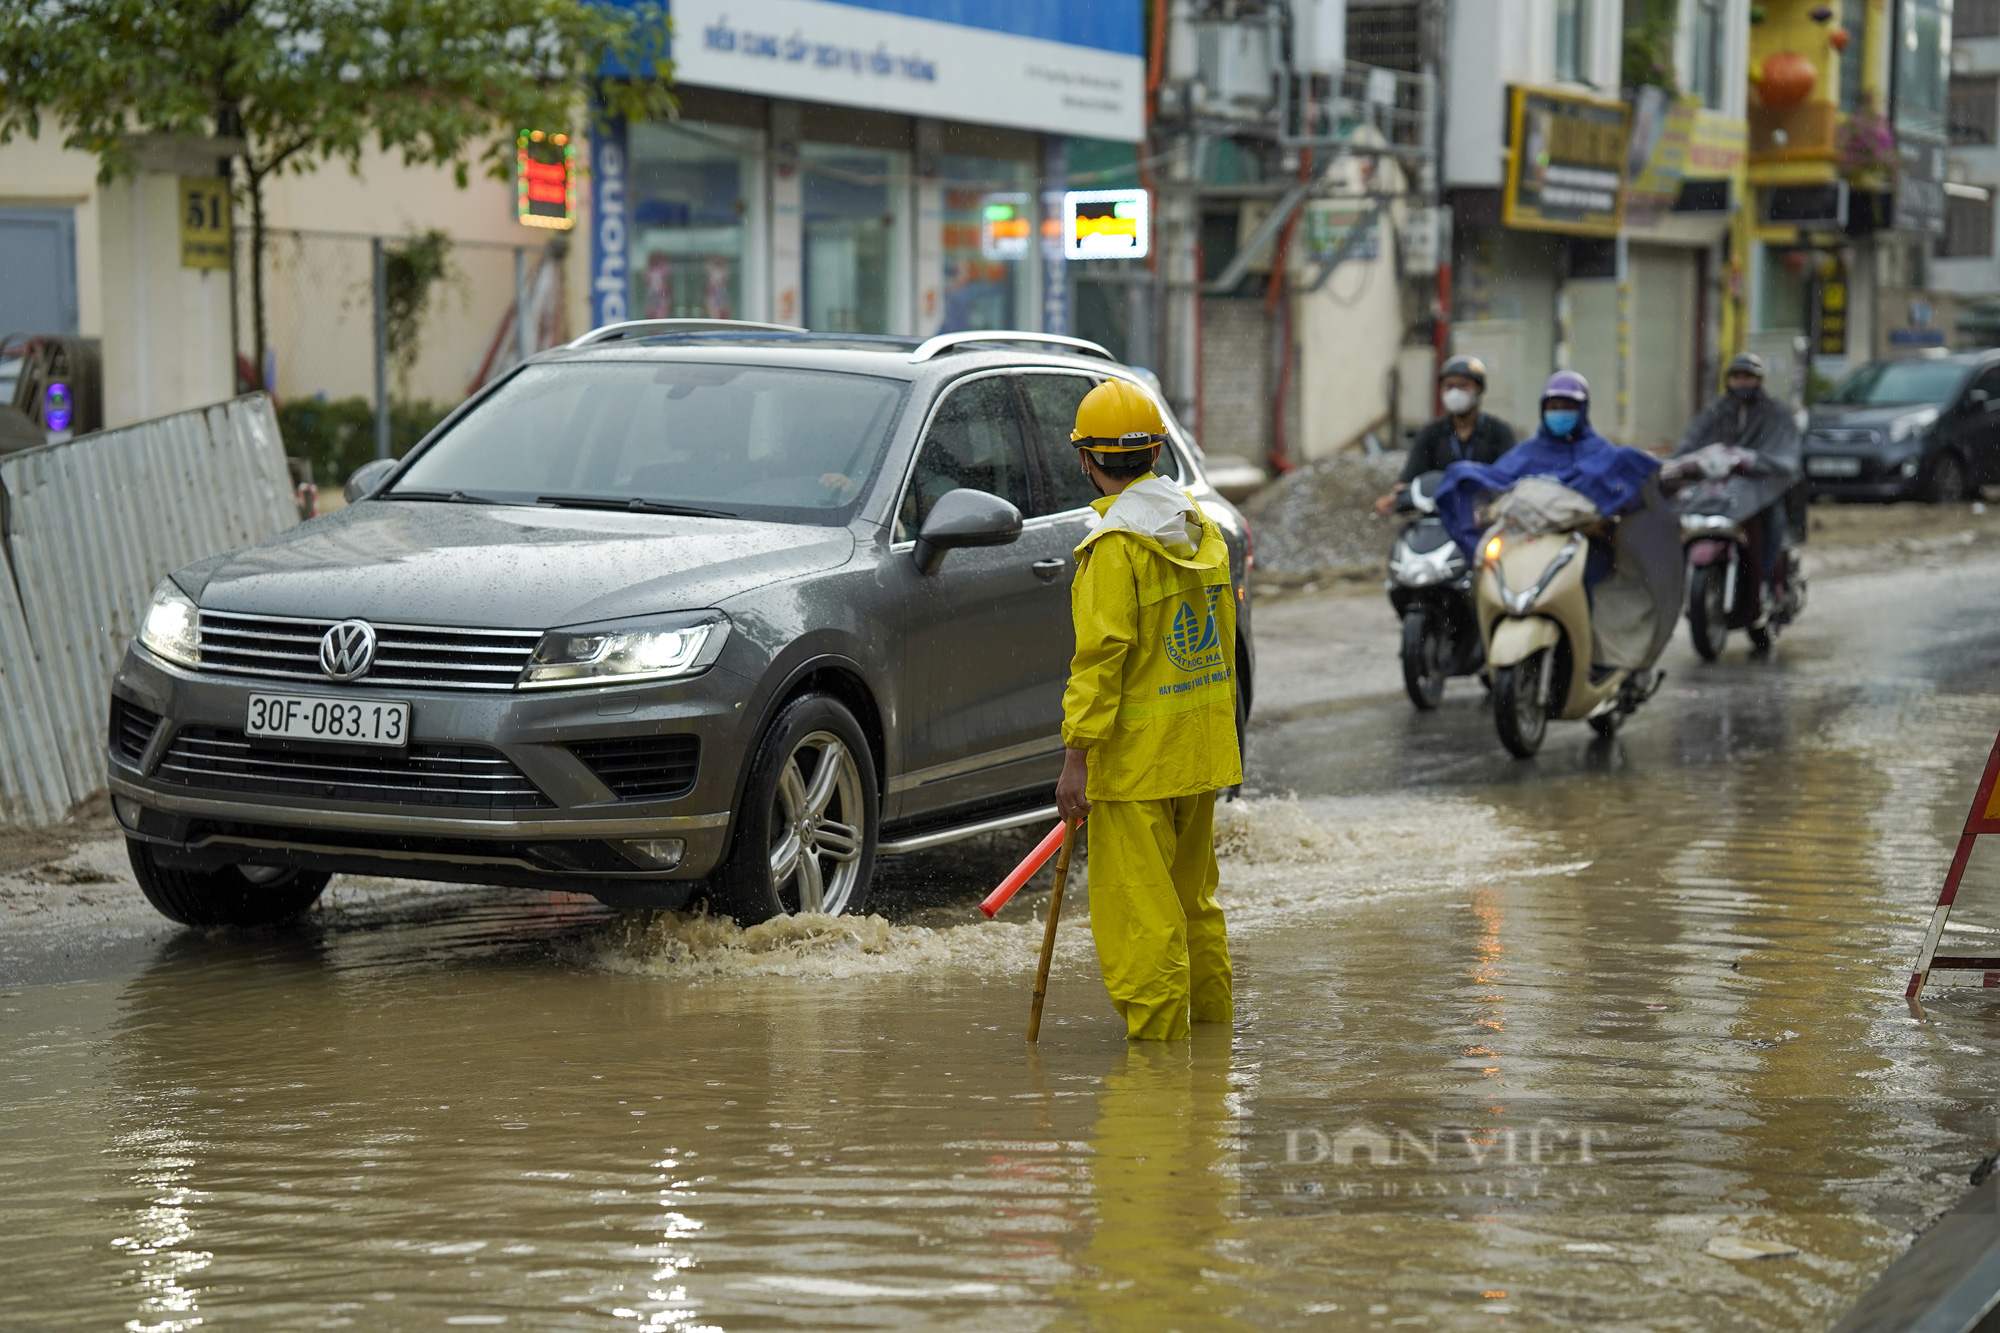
[180,176,232,270]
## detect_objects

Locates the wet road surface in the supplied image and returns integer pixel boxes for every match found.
[7,552,2000,1330]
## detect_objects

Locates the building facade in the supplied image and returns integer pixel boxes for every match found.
[587,1,1147,350]
[1441,0,1751,451]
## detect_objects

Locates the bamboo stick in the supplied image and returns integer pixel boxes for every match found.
[1026,819,1080,1043]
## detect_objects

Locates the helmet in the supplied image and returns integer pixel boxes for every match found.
[1071,379,1166,452]
[1438,355,1488,390]
[1540,369,1590,406]
[1727,352,1767,378]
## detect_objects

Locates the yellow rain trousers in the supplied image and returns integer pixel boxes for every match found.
[1062,477,1241,1041]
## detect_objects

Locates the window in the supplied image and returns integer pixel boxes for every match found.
[1017,373,1107,515]
[803,143,905,334]
[1942,191,1996,258]
[939,153,1036,334]
[1554,0,1592,84]
[896,376,1033,538]
[1951,76,1999,144]
[1841,0,1868,112]
[1961,0,2000,38]
[1896,0,1952,142]
[391,363,907,525]
[1827,359,1969,404]
[1690,0,1725,110]
[628,122,758,321]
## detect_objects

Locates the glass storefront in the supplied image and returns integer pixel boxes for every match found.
[939,154,1037,332]
[801,143,905,333]
[627,122,761,320]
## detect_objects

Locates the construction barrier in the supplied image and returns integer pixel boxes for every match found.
[1907,729,2000,997]
[0,394,296,825]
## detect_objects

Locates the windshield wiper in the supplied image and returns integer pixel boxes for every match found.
[537,494,735,519]
[385,488,502,505]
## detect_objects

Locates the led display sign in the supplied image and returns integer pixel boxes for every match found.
[1062,188,1150,260]
[979,193,1033,261]
[518,130,577,230]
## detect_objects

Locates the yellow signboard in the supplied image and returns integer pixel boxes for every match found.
[1502,86,1630,237]
[1685,110,1748,181]
[179,176,232,270]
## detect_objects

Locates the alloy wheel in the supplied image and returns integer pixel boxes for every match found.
[767,730,865,915]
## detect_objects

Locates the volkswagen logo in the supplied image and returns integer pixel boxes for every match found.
[319,620,378,681]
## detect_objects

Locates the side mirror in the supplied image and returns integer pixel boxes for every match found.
[913,487,1023,575]
[343,457,398,503]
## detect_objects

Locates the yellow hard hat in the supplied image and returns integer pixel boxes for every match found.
[1070,379,1166,451]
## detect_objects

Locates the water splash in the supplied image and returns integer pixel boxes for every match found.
[595,795,1548,981]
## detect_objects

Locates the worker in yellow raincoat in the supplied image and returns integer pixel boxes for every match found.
[1056,379,1241,1041]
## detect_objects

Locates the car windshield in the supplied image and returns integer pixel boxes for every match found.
[1824,360,1966,406]
[389,361,907,524]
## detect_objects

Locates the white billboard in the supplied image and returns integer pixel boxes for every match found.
[673,0,1146,142]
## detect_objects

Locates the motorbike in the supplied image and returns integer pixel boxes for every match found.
[1669,443,1807,660]
[1475,474,1684,758]
[1386,470,1482,709]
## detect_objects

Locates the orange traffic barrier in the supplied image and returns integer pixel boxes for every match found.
[980,819,1069,918]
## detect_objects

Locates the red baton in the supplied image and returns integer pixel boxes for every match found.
[980,819,1070,918]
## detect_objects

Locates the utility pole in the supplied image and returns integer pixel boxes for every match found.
[515,247,533,365]
[372,236,389,461]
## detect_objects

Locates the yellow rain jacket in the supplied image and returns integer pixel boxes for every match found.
[1061,475,1242,800]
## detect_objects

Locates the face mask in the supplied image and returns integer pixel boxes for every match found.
[1441,387,1478,416]
[1730,383,1760,401]
[1543,409,1580,437]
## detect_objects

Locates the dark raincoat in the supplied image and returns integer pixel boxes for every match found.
[1670,389,1803,524]
[1435,412,1662,558]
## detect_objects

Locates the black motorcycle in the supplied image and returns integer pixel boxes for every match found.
[1387,470,1483,708]
[1669,444,1808,660]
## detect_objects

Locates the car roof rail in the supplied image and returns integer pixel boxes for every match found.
[568,318,808,347]
[908,330,1118,364]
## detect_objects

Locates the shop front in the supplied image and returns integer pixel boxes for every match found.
[588,0,1145,339]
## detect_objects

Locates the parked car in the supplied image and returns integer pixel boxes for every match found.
[107,323,1255,927]
[1802,351,2000,503]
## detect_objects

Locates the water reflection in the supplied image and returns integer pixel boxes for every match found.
[1065,1031,1250,1331]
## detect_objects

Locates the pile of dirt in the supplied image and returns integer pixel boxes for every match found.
[1239,451,1406,589]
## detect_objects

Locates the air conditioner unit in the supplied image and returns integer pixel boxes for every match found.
[1192,19,1276,118]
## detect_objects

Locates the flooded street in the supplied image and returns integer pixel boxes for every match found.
[8,550,2000,1331]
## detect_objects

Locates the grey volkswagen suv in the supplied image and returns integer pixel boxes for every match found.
[108,324,1254,926]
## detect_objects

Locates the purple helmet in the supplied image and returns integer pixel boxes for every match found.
[1541,370,1590,406]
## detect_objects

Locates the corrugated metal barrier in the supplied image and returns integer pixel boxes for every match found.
[0,394,297,825]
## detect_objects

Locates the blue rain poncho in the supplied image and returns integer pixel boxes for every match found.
[1434,415,1661,557]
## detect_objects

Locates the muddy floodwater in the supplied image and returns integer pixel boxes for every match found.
[8,553,2000,1331]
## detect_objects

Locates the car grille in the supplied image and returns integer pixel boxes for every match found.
[110,698,162,765]
[197,611,541,691]
[156,726,552,809]
[1809,427,1881,446]
[569,735,701,801]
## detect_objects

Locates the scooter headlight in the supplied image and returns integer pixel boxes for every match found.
[1483,535,1504,567]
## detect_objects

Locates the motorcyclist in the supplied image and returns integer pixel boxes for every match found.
[1374,355,1517,516]
[1433,370,1660,577]
[1660,352,1803,609]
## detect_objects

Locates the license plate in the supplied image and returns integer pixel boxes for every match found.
[1807,455,1863,478]
[247,693,410,747]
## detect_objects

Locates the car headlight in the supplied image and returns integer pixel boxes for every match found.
[521,613,729,689]
[1889,408,1939,443]
[138,579,200,668]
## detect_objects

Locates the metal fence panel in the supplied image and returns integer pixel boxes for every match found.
[0,568,70,825]
[0,394,296,825]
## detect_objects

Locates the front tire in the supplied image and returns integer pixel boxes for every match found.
[716,693,878,924]
[1926,451,1970,505]
[1492,651,1549,759]
[1400,609,1448,710]
[1687,564,1729,661]
[126,839,329,926]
